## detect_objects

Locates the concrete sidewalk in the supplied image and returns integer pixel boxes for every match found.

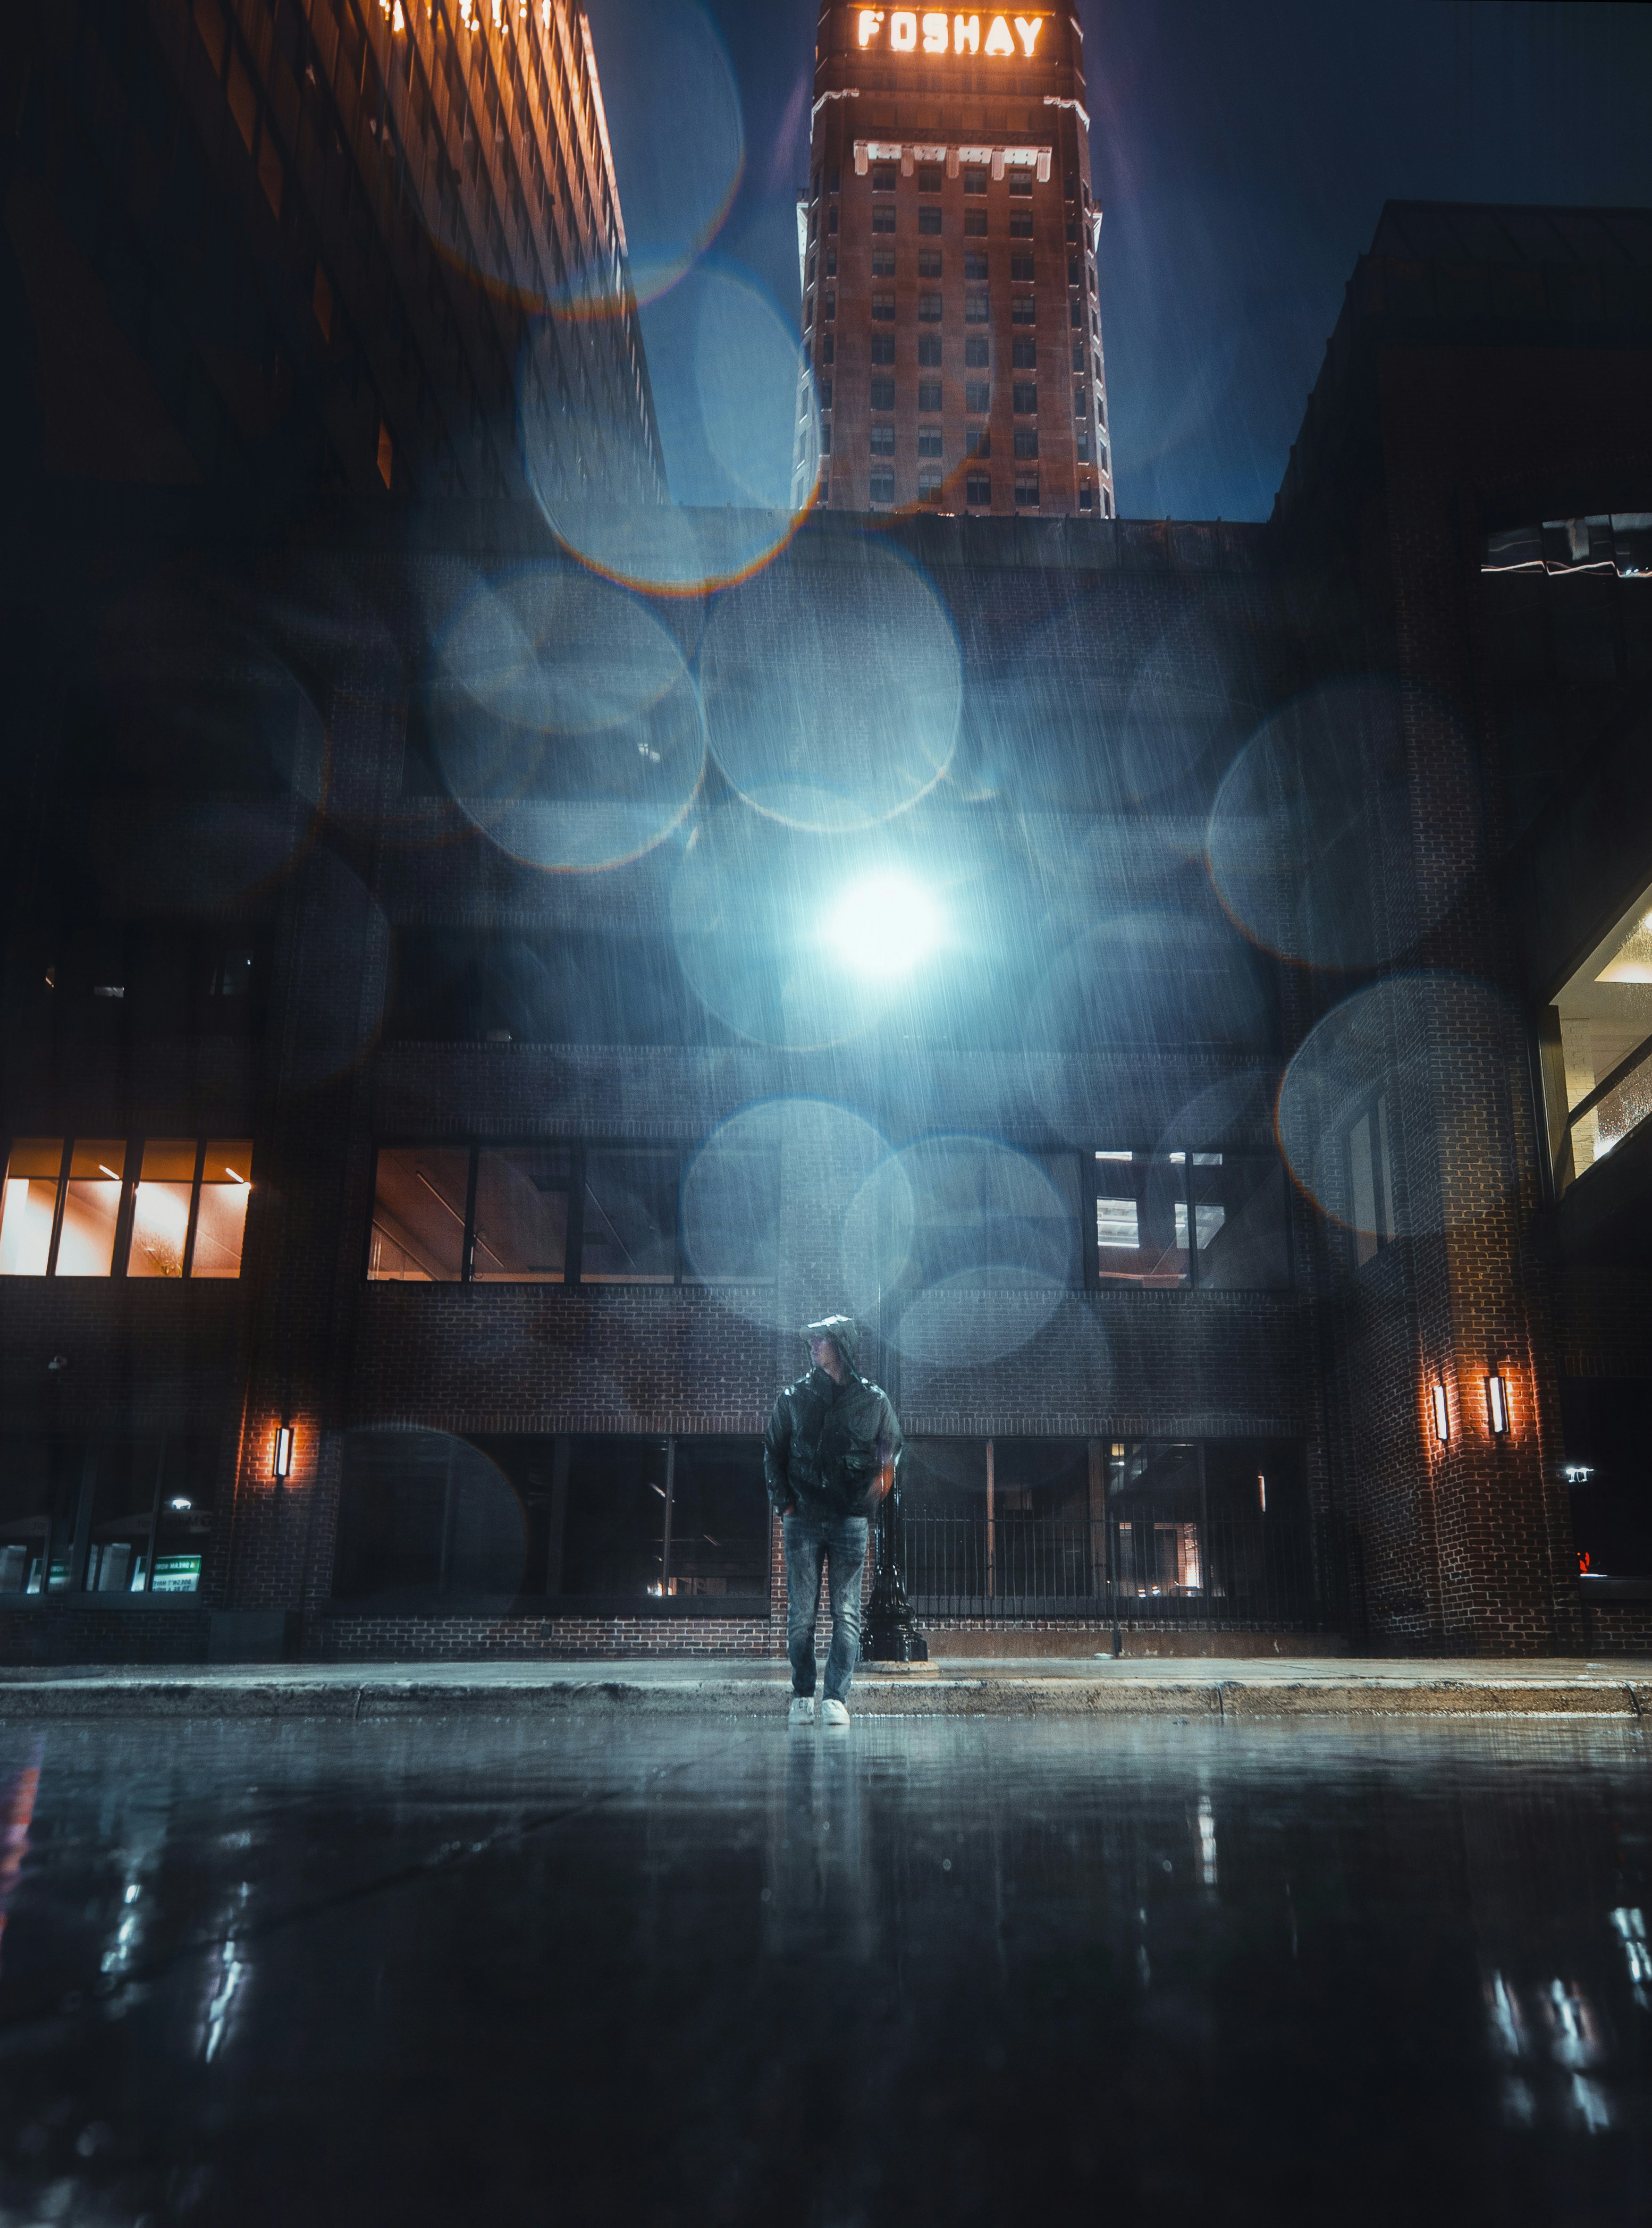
[2,1657,1651,1720]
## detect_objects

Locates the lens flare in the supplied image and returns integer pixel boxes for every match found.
[824,874,942,977]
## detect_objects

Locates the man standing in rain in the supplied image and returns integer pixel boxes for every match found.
[764,1316,903,1728]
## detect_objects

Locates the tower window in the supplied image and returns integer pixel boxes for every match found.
[870,424,895,455]
[1010,214,1033,239]
[917,468,943,501]
[917,166,943,193]
[1012,297,1038,325]
[873,248,896,276]
[918,250,942,278]
[1008,172,1033,197]
[1013,383,1037,415]
[872,205,895,234]
[918,206,942,235]
[918,293,942,322]
[1012,340,1036,369]
[872,166,897,191]
[964,337,990,368]
[871,335,896,365]
[964,168,988,195]
[964,252,988,281]
[870,469,895,505]
[918,381,943,412]
[1014,427,1039,459]
[966,472,991,503]
[872,293,897,322]
[918,429,942,458]
[964,208,988,237]
[1079,485,1094,510]
[917,335,942,367]
[966,426,990,458]
[1014,474,1040,506]
[966,292,990,324]
[1010,255,1035,283]
[965,381,991,413]
[871,377,896,409]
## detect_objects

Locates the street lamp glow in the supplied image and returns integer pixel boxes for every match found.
[824,873,942,977]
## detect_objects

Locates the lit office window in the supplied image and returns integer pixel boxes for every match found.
[0,1141,64,1277]
[369,1148,470,1281]
[470,1148,571,1282]
[581,1149,677,1283]
[128,1142,195,1279]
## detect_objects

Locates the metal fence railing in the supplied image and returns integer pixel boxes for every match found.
[899,1509,1320,1626]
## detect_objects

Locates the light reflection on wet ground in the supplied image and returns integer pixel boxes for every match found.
[0,1717,1646,2225]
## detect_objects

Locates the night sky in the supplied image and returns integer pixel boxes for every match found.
[583,0,1652,521]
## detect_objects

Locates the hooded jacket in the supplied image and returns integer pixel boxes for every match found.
[763,1326,904,1520]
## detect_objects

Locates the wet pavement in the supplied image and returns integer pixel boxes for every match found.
[0,1716,1646,2226]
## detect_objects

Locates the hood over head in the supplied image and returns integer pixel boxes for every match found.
[803,1315,861,1370]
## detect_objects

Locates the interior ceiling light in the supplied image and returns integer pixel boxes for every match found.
[823,872,942,977]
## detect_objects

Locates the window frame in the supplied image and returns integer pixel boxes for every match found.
[365,1138,780,1291]
[1083,1149,1295,1294]
[0,1134,254,1284]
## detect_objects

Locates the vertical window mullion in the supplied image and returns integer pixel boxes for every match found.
[461,1145,481,1281]
[44,1140,72,1277]
[1183,1152,1199,1289]
[661,1436,676,1594]
[142,1433,168,1594]
[112,1134,141,1281]
[180,1140,207,1280]
[1082,1151,1100,1292]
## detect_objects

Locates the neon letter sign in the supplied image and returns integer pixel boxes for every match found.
[1015,13,1041,53]
[954,13,978,52]
[922,10,948,50]
[857,8,885,46]
[983,15,1014,55]
[890,9,917,47]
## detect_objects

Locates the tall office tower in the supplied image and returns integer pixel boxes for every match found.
[795,6,1111,517]
[3,0,662,505]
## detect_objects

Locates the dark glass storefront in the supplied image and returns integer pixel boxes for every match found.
[0,1436,216,1598]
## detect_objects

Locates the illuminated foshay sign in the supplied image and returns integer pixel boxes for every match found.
[854,11,1049,58]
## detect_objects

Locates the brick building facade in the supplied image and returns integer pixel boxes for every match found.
[3,187,1651,1664]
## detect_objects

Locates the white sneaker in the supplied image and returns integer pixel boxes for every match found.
[820,1699,850,1728]
[788,1696,815,1726]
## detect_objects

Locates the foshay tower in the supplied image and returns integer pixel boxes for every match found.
[796,7,1112,517]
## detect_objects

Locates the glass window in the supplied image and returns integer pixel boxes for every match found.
[1008,171,1033,196]
[871,336,896,366]
[918,430,942,458]
[1346,1096,1395,1267]
[917,469,943,501]
[965,379,991,413]
[965,291,990,323]
[55,1141,125,1277]
[1110,1441,1204,1601]
[1013,382,1037,413]
[1013,340,1037,369]
[872,292,896,320]
[561,1436,671,1595]
[916,166,942,193]
[871,165,896,190]
[964,337,989,367]
[1010,213,1033,239]
[1010,255,1035,282]
[870,423,896,456]
[333,1431,529,1598]
[86,1438,162,1594]
[1094,1153,1189,1286]
[0,1437,82,1594]
[667,1440,770,1599]
[918,292,942,322]
[964,251,988,281]
[681,1140,779,1283]
[870,469,895,503]
[964,207,987,236]
[966,427,990,458]
[0,1140,63,1277]
[918,205,942,235]
[471,1147,570,1281]
[368,1147,469,1280]
[581,1149,676,1282]
[872,204,895,233]
[1552,877,1652,1185]
[127,1140,196,1279]
[1014,427,1039,458]
[872,248,896,277]
[1012,297,1038,325]
[191,1140,253,1278]
[1190,1155,1291,1289]
[966,472,991,503]
[918,249,942,278]
[917,335,942,366]
[964,167,987,195]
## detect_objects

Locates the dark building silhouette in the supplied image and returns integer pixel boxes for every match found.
[796,5,1110,518]
[0,0,662,504]
[1,186,1650,1665]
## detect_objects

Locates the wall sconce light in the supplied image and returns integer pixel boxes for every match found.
[273,1424,294,1481]
[1430,1382,1451,1444]
[1486,1371,1510,1438]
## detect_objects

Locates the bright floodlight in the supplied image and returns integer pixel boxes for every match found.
[824,873,942,977]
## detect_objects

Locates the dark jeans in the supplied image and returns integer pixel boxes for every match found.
[783,1507,870,1703]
